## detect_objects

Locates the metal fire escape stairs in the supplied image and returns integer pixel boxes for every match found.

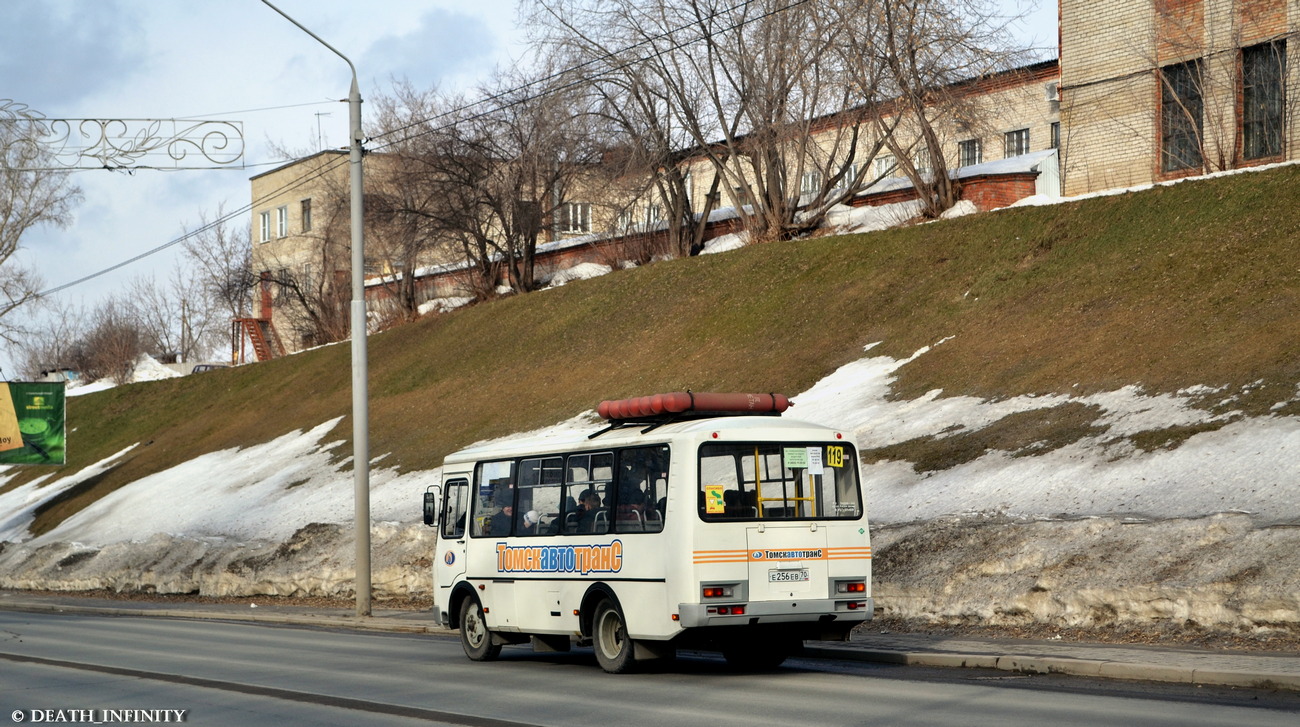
[232,318,287,362]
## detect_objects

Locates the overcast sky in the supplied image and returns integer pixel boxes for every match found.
[0,0,1057,372]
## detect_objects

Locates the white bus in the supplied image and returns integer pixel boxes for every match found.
[421,393,872,673]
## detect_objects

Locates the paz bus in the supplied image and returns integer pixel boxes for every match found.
[421,392,872,673]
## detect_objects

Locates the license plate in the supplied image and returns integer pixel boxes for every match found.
[769,569,809,583]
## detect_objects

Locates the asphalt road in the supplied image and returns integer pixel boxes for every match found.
[1,611,1296,726]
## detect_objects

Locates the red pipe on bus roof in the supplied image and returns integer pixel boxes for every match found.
[597,392,791,420]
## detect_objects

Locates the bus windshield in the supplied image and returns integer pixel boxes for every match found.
[697,442,862,521]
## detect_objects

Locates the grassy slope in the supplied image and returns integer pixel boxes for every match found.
[11,165,1300,536]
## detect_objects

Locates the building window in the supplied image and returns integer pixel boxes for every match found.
[300,198,312,232]
[1161,59,1204,172]
[832,162,858,191]
[276,205,288,238]
[957,139,982,167]
[914,147,932,177]
[1050,122,1061,149]
[1242,41,1285,160]
[800,171,822,196]
[644,203,663,228]
[732,186,750,207]
[1004,128,1030,157]
[258,211,271,243]
[559,202,591,234]
[874,154,896,179]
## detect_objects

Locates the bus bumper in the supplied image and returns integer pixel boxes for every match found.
[677,597,873,628]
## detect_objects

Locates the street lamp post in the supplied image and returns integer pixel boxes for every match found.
[262,0,371,617]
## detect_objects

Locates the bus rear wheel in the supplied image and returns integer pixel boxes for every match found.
[459,597,502,661]
[592,600,635,673]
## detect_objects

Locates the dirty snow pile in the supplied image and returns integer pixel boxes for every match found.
[1,340,1298,638]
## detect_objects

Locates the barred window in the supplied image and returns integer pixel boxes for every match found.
[957,139,982,167]
[1242,41,1285,160]
[559,202,591,234]
[1161,59,1204,172]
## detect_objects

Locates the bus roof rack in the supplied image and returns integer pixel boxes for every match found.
[589,392,792,438]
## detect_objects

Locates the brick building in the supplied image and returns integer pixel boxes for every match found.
[1059,0,1295,195]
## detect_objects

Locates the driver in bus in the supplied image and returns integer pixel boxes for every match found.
[488,480,515,536]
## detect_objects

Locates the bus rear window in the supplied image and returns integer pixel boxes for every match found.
[698,442,861,521]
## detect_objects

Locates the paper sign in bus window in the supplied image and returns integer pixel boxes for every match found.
[806,447,823,475]
[782,447,808,470]
[704,484,726,514]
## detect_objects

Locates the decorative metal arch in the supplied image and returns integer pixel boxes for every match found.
[2,99,244,171]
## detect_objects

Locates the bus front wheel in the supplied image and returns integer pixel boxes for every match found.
[459,597,502,662]
[592,600,635,673]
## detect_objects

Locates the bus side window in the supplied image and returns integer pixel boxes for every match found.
[472,460,515,537]
[440,479,469,539]
[517,457,563,536]
[563,452,613,534]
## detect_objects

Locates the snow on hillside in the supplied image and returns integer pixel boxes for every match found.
[1,340,1298,635]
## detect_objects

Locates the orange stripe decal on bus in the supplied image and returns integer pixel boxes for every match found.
[693,547,872,564]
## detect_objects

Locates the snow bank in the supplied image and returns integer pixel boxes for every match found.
[872,513,1300,635]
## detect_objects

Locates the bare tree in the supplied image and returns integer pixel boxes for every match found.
[862,1,1031,218]
[531,0,895,243]
[8,298,86,380]
[365,84,468,315]
[369,66,601,296]
[183,204,255,321]
[69,299,146,385]
[0,100,83,341]
[125,265,222,364]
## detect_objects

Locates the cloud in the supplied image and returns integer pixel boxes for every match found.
[359,8,500,90]
[0,0,146,113]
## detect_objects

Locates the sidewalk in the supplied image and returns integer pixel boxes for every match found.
[3,591,1298,692]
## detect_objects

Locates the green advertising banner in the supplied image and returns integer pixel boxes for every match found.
[0,381,66,465]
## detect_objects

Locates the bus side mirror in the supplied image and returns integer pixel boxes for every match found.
[423,489,438,527]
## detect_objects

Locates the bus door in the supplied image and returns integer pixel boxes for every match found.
[435,477,470,592]
[745,445,831,601]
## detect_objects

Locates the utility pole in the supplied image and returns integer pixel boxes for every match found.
[262,0,371,617]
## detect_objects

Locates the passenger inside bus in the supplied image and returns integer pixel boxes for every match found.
[572,489,603,533]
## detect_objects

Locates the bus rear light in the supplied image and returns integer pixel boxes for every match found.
[672,614,680,621]
[709,605,746,616]
[836,581,866,594]
[847,601,866,610]
[702,586,733,598]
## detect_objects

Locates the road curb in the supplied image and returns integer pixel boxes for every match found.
[802,645,1300,691]
[7,600,1298,692]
